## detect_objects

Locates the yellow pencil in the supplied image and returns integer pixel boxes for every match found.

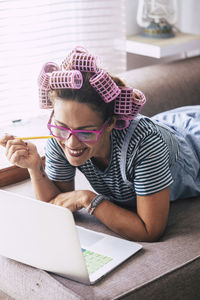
[16,136,54,140]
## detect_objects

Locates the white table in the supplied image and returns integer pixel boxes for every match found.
[2,168,94,197]
[126,32,200,58]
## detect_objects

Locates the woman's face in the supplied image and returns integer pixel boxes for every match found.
[53,99,115,166]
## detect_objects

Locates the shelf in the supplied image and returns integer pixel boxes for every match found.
[126,32,200,58]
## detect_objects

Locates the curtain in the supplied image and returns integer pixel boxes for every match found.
[0,0,126,127]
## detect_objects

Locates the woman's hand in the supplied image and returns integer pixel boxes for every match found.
[49,190,96,212]
[0,134,41,170]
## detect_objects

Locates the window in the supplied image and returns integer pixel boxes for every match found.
[0,0,126,127]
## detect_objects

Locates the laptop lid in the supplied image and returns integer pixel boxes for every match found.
[0,189,142,285]
[0,189,90,284]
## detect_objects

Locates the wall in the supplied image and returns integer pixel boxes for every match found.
[126,0,200,70]
[177,0,200,35]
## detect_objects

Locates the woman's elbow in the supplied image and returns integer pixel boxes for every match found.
[127,227,166,243]
[141,227,166,242]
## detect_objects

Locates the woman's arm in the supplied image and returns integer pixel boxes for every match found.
[51,186,170,242]
[28,161,74,202]
[90,187,170,242]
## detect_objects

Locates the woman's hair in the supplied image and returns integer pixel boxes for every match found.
[50,72,126,121]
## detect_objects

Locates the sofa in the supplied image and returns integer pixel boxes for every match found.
[0,56,200,299]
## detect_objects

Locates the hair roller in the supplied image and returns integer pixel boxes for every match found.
[131,89,146,118]
[114,87,133,115]
[38,62,60,89]
[50,70,83,89]
[114,89,146,130]
[38,88,53,109]
[89,70,121,103]
[38,62,60,109]
[62,46,98,73]
[61,48,77,70]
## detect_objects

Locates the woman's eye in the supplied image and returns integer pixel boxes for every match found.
[78,132,96,138]
[60,129,70,135]
[78,132,93,137]
[54,128,68,136]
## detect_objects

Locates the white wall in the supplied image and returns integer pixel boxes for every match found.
[177,0,200,35]
[126,0,140,36]
[126,0,200,70]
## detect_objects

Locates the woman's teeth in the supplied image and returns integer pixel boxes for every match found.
[68,148,85,157]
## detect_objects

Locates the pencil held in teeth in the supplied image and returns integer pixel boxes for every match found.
[16,136,54,140]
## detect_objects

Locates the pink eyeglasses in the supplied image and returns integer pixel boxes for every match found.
[47,111,110,143]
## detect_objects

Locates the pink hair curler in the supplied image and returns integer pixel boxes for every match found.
[38,62,60,89]
[114,89,146,130]
[61,49,76,70]
[118,89,146,121]
[38,88,53,109]
[50,70,83,89]
[114,87,133,115]
[38,62,60,109]
[131,89,146,118]
[62,46,98,73]
[89,70,121,103]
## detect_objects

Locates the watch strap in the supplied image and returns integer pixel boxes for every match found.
[86,194,105,215]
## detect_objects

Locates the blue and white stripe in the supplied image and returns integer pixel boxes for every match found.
[45,117,175,207]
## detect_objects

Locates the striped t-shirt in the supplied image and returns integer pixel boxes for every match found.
[45,117,176,208]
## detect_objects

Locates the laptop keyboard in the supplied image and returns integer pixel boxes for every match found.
[82,248,113,275]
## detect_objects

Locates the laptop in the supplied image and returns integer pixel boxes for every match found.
[0,189,142,285]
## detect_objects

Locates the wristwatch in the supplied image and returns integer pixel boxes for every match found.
[86,194,105,215]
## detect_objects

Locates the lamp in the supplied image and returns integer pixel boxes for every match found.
[137,0,178,38]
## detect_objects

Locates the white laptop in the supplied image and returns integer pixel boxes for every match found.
[0,189,142,285]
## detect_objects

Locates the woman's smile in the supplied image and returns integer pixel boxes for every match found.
[67,147,87,157]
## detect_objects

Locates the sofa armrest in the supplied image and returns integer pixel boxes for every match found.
[119,56,200,116]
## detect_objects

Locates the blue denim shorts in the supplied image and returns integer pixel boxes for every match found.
[152,106,200,201]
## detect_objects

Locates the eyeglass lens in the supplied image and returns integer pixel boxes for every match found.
[50,126,98,142]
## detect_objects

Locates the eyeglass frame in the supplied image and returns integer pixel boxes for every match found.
[47,110,110,143]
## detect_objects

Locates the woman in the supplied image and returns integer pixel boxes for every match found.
[1,47,200,242]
